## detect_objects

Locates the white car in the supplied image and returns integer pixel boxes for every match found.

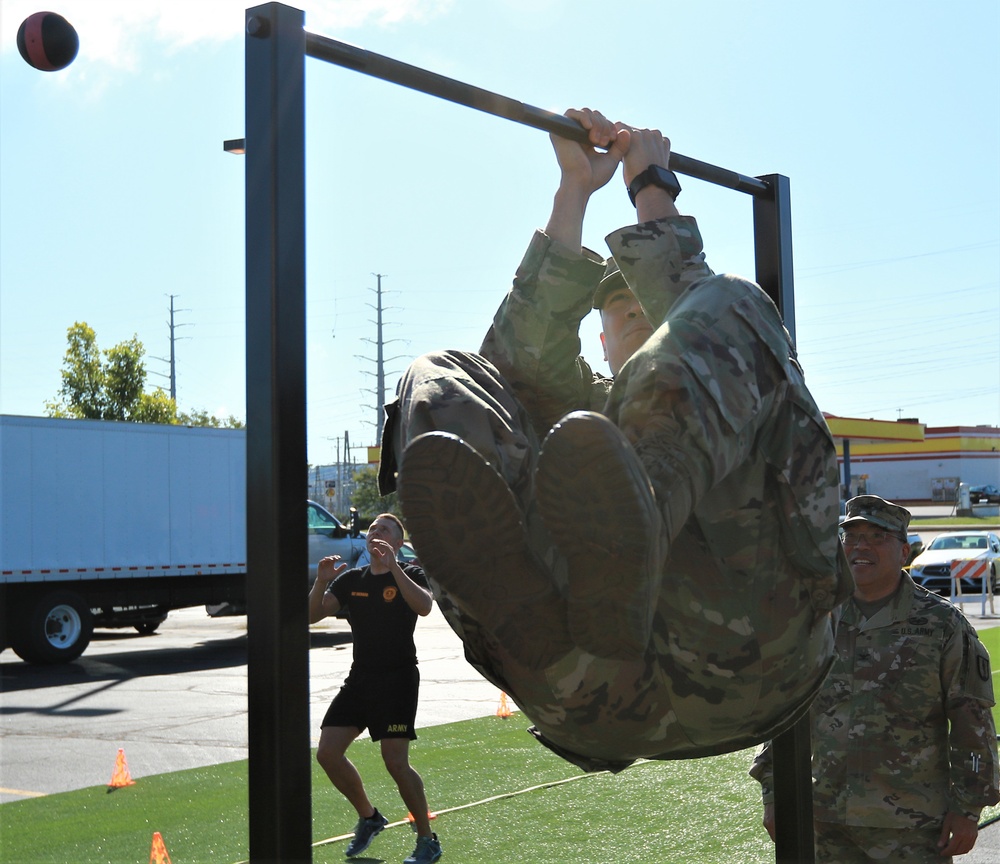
[908,531,1000,596]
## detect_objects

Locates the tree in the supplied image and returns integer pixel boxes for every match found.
[45,322,161,421]
[350,464,401,522]
[45,321,243,427]
[177,408,245,429]
[49,322,105,419]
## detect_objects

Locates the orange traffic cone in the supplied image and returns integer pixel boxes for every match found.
[496,691,512,718]
[149,831,172,864]
[108,748,136,788]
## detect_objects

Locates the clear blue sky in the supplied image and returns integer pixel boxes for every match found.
[2,0,998,467]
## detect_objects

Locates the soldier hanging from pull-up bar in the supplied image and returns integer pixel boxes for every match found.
[378,107,851,772]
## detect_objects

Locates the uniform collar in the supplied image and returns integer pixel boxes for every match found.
[844,571,913,630]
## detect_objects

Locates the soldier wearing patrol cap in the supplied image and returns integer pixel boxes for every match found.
[841,493,911,538]
[752,494,1000,862]
[378,107,850,771]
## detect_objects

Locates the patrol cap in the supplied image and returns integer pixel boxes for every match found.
[841,494,911,540]
[593,257,627,310]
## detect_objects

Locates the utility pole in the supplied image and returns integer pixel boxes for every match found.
[373,274,386,442]
[334,436,341,514]
[357,274,408,443]
[151,294,190,401]
[343,430,350,515]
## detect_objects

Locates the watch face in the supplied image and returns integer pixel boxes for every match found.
[649,166,681,196]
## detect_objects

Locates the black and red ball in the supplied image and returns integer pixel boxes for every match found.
[17,11,79,72]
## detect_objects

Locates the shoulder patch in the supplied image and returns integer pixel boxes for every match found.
[965,632,995,702]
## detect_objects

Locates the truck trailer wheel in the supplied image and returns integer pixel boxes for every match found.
[10,591,94,664]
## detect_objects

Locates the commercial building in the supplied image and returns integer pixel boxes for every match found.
[826,415,1000,503]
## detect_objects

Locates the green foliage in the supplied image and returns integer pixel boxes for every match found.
[45,322,109,419]
[176,407,245,429]
[135,389,180,425]
[44,322,243,428]
[102,335,147,420]
[350,463,401,522]
[45,321,169,422]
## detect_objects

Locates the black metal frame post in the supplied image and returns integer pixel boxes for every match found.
[243,4,813,861]
[754,173,815,863]
[245,4,311,862]
[754,173,796,342]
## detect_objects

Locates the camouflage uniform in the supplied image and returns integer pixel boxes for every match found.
[750,572,1000,862]
[381,216,849,770]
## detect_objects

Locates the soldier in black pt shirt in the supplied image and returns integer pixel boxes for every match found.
[309,512,442,864]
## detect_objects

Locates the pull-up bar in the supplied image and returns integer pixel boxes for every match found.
[302,29,771,197]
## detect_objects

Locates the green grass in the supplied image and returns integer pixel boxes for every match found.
[976,626,1000,731]
[6,633,1000,863]
[974,626,1000,827]
[911,516,1000,527]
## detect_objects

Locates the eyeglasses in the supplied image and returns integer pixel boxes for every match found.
[840,530,902,547]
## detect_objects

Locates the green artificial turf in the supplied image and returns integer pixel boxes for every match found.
[0,714,774,864]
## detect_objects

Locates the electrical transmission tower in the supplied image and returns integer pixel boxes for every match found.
[356,273,409,442]
[151,294,191,401]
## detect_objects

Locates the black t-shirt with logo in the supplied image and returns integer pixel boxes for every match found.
[329,564,428,672]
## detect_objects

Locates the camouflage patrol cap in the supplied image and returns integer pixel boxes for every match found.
[592,257,627,310]
[842,495,911,540]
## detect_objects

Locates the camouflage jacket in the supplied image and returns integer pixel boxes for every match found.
[750,574,1000,826]
[481,217,844,604]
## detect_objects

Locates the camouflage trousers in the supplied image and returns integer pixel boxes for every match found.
[815,820,952,863]
[380,322,844,768]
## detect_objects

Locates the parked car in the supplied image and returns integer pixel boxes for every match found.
[970,484,1000,504]
[908,531,1000,596]
[306,500,367,585]
[906,531,924,564]
[208,501,367,616]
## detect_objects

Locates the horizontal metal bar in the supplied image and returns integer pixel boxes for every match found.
[304,31,770,197]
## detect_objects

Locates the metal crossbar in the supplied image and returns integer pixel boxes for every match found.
[303,31,770,197]
[243,3,807,861]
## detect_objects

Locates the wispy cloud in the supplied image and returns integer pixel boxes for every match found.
[1,0,453,71]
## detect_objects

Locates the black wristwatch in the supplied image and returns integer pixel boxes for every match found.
[627,165,681,206]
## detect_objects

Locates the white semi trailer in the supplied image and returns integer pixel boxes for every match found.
[0,415,366,664]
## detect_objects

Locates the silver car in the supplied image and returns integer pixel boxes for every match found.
[908,531,1000,595]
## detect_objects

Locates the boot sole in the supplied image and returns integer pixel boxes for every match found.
[400,432,571,669]
[536,411,664,659]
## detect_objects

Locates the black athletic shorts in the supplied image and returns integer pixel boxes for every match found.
[322,666,419,741]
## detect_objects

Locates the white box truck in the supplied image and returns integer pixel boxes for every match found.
[0,415,368,664]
